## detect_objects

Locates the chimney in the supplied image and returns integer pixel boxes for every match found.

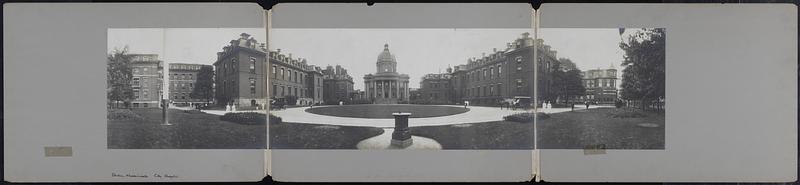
[521,32,530,38]
[240,33,251,40]
[276,49,281,53]
[482,52,486,57]
[493,48,497,52]
[288,53,292,59]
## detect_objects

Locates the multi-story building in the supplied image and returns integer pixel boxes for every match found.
[268,49,325,105]
[415,32,557,106]
[416,73,455,104]
[535,38,560,104]
[322,65,355,104]
[580,67,618,104]
[129,54,163,108]
[363,44,411,104]
[168,63,213,105]
[214,33,268,108]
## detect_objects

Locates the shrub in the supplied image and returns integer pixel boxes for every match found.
[503,112,548,123]
[609,108,648,118]
[107,109,143,121]
[615,100,625,108]
[220,112,267,125]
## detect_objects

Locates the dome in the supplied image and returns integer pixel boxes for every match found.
[377,43,396,62]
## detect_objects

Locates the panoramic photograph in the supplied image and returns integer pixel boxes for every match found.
[106,28,268,149]
[268,29,537,150]
[535,28,666,150]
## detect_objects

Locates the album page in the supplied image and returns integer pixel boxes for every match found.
[4,3,268,182]
[535,3,796,182]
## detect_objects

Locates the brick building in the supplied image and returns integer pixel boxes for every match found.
[268,49,325,105]
[415,32,539,106]
[322,65,354,104]
[214,33,268,108]
[416,73,455,104]
[580,67,618,104]
[129,54,163,108]
[168,63,213,105]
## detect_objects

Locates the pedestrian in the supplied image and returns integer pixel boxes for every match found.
[571,103,575,111]
[585,101,589,109]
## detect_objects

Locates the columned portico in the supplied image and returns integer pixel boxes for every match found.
[364,44,410,104]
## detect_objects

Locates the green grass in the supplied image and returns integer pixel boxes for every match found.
[305,104,469,119]
[409,121,534,149]
[536,107,665,149]
[269,122,384,149]
[107,108,266,149]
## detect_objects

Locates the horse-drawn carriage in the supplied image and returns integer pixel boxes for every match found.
[501,96,532,110]
[269,98,287,110]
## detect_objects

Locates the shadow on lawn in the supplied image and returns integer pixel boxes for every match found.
[410,120,535,150]
[269,122,384,149]
[107,108,266,149]
[536,107,665,150]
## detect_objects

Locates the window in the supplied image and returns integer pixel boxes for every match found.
[498,65,502,74]
[280,68,285,80]
[489,67,494,79]
[189,83,193,87]
[293,71,298,82]
[133,78,140,86]
[250,78,256,94]
[133,68,139,73]
[143,68,148,72]
[250,57,256,73]
[272,66,277,78]
[287,69,292,81]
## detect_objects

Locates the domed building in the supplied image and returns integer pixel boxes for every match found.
[363,44,410,104]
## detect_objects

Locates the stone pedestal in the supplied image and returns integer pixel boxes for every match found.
[391,112,412,148]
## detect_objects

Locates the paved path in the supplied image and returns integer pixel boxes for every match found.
[271,105,528,128]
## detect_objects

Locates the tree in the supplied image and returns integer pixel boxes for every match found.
[548,60,585,104]
[619,28,666,110]
[190,66,215,103]
[107,47,135,109]
[557,58,578,71]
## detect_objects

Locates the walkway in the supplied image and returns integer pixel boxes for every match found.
[270,105,529,128]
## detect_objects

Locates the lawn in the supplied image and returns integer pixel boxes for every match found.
[536,107,665,149]
[409,120,535,149]
[269,122,384,149]
[107,108,266,149]
[305,104,469,119]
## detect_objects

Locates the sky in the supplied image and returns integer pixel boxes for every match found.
[539,28,644,90]
[107,28,266,66]
[107,28,639,91]
[271,28,532,90]
[538,28,636,71]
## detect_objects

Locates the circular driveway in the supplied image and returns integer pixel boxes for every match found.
[270,105,529,128]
